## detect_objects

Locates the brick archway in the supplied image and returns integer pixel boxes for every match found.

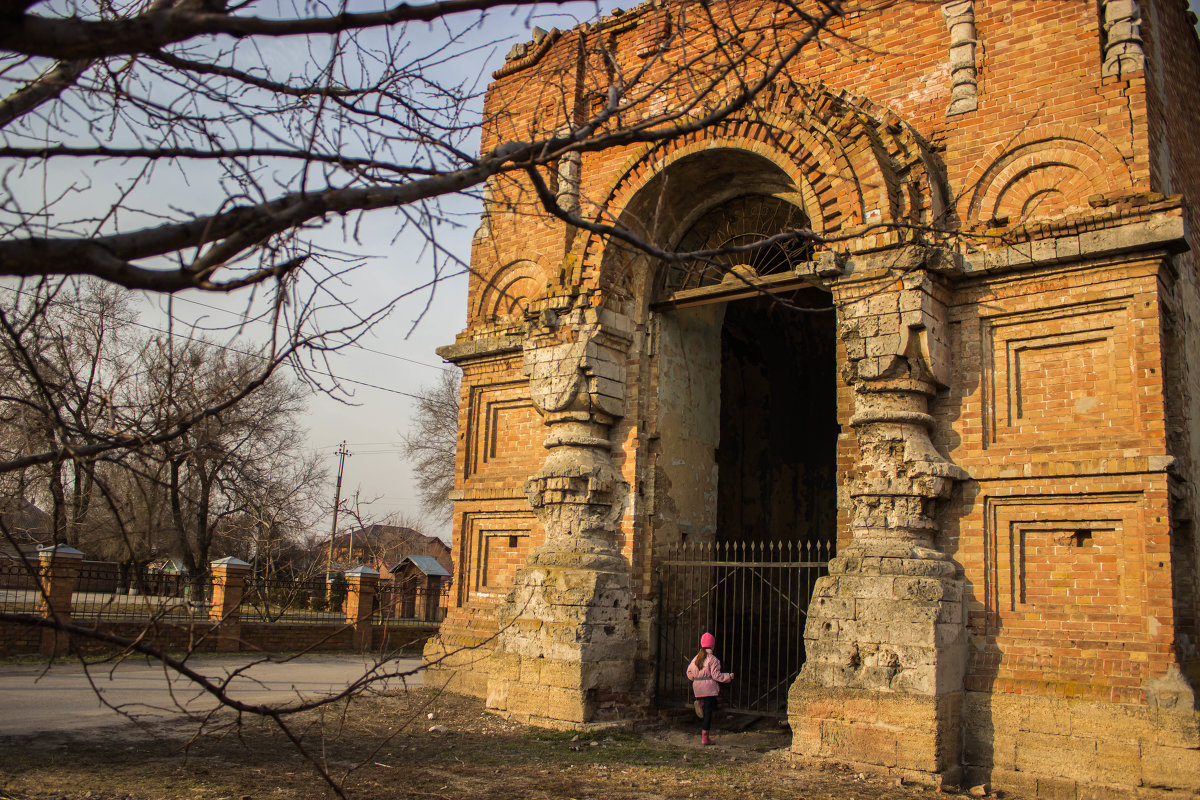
[577,84,946,302]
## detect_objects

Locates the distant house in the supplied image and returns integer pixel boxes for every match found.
[320,526,452,623]
[322,524,452,580]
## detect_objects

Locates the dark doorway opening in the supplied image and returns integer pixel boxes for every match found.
[717,288,838,546]
[655,287,838,716]
[713,288,837,711]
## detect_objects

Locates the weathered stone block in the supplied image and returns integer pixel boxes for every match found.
[1024,697,1072,736]
[810,595,857,619]
[1014,731,1096,782]
[1140,744,1200,790]
[1071,700,1156,744]
[508,683,551,718]
[1093,739,1143,786]
[855,597,942,622]
[546,686,591,723]
[789,684,962,778]
[485,679,511,711]
[1152,705,1200,749]
[1035,775,1080,800]
[846,723,900,767]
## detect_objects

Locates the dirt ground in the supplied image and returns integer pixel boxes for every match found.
[0,688,978,800]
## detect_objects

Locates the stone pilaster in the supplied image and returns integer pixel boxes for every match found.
[345,566,379,652]
[790,267,969,783]
[486,307,637,728]
[209,556,250,652]
[37,544,83,658]
[942,0,978,116]
[1100,0,1143,78]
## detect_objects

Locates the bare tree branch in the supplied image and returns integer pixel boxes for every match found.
[3,0,575,60]
[0,57,90,129]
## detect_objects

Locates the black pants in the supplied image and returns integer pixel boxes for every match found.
[699,696,716,732]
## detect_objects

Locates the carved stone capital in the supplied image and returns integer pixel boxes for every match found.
[523,330,628,435]
[840,269,953,388]
[520,314,634,562]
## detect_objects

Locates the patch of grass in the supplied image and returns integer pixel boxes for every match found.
[0,689,937,800]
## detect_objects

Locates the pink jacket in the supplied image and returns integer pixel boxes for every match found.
[686,651,732,698]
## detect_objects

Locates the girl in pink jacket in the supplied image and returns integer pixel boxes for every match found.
[685,631,733,745]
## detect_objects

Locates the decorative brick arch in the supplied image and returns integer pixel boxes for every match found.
[577,83,946,295]
[964,125,1135,226]
[473,259,543,323]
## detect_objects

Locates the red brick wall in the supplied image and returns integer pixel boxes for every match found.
[0,620,41,656]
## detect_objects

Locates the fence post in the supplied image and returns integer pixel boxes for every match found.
[344,566,378,651]
[37,544,84,658]
[209,557,250,652]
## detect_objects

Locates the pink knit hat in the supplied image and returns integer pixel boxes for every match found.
[700,632,716,649]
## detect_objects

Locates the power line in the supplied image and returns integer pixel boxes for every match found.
[160,291,456,374]
[0,284,447,403]
[313,440,406,448]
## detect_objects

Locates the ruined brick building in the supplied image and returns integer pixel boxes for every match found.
[423,0,1200,794]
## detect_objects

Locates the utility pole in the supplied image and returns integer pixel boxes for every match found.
[326,441,351,577]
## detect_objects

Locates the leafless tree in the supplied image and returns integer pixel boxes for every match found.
[0,0,850,794]
[139,339,308,586]
[0,280,140,546]
[403,369,460,523]
[0,281,325,574]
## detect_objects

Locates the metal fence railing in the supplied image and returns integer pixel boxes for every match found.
[0,559,41,615]
[656,538,833,717]
[72,564,211,622]
[377,583,450,625]
[241,574,345,624]
[1,555,450,629]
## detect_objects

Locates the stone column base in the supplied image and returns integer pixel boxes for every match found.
[789,683,964,785]
[485,561,635,729]
[486,651,634,729]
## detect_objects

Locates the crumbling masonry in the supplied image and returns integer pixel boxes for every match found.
[424,0,1200,795]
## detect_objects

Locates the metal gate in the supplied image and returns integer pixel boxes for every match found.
[655,539,832,717]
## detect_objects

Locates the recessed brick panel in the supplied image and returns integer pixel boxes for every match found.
[464,381,542,480]
[982,299,1135,448]
[460,511,537,601]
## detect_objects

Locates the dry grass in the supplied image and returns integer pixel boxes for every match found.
[0,689,949,800]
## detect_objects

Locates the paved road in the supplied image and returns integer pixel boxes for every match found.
[0,654,423,735]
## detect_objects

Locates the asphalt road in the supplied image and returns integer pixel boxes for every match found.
[0,654,423,735]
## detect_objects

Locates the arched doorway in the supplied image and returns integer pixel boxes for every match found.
[631,155,839,715]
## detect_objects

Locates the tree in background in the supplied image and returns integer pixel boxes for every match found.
[403,369,461,523]
[0,281,139,547]
[0,279,323,582]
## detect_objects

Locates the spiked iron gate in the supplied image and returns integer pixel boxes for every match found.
[655,539,832,716]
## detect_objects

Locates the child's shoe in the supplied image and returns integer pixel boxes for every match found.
[701,731,713,746]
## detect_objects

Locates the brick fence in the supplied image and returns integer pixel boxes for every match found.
[0,547,438,658]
